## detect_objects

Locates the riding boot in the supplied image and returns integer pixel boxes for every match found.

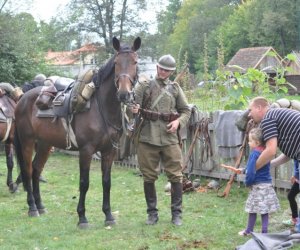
[144,182,158,225]
[171,182,183,226]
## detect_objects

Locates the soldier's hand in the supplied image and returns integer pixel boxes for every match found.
[129,104,140,114]
[167,119,179,133]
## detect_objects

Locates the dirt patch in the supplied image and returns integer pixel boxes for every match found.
[179,240,209,249]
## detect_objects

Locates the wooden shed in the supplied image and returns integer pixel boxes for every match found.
[225,47,300,94]
[225,46,283,74]
[283,51,300,94]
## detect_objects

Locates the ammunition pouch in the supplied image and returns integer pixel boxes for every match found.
[141,109,179,122]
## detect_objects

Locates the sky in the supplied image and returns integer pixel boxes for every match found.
[28,0,164,23]
[18,0,166,35]
[30,0,69,22]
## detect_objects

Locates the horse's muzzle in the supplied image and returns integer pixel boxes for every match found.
[117,90,134,104]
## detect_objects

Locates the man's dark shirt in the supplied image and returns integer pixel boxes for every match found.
[260,108,300,159]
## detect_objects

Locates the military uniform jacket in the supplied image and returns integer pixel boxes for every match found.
[134,75,191,146]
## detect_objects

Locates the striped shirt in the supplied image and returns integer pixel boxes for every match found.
[260,108,300,159]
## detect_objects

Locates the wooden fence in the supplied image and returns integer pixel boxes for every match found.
[2,106,291,191]
[114,106,293,191]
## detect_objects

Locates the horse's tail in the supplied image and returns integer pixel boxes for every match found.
[13,127,28,191]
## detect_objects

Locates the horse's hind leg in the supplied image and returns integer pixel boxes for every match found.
[32,143,52,215]
[101,151,116,226]
[5,141,16,193]
[20,139,40,217]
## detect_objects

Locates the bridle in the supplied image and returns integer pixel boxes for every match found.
[114,73,137,88]
[114,50,138,89]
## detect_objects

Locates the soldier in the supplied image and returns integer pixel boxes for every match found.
[131,54,191,226]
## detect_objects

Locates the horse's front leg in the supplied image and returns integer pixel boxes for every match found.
[77,150,92,229]
[101,151,116,226]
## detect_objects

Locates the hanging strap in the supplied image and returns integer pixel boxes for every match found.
[1,118,12,142]
[61,116,78,149]
[150,81,167,110]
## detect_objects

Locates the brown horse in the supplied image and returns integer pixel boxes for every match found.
[14,36,141,228]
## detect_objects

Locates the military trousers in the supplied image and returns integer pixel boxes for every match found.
[137,142,183,183]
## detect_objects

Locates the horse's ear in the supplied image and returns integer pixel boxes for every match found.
[132,37,141,52]
[112,37,120,51]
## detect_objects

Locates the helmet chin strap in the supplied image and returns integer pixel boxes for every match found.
[157,75,168,80]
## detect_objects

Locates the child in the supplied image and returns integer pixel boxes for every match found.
[282,160,299,226]
[221,127,280,236]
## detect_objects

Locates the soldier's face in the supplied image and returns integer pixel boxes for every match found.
[157,66,173,80]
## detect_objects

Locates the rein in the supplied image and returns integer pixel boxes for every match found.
[95,95,132,150]
[96,86,122,149]
[95,50,138,149]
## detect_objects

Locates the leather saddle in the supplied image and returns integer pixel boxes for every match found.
[36,77,90,119]
[36,77,73,118]
[0,95,16,122]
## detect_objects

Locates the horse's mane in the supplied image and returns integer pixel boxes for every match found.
[94,55,116,87]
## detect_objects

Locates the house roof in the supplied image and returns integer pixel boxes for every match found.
[225,46,282,73]
[45,43,102,65]
[45,51,78,65]
[76,43,100,53]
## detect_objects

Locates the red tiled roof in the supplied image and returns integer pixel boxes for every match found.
[76,44,99,52]
[45,43,101,65]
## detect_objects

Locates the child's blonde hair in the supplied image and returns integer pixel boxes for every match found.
[249,127,264,146]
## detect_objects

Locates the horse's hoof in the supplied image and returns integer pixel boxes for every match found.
[39,176,47,183]
[38,208,47,215]
[77,222,89,229]
[28,210,39,217]
[9,183,19,193]
[105,219,116,226]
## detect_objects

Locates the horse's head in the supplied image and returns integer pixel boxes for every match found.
[113,36,141,104]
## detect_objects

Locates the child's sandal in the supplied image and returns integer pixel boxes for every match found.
[238,230,251,236]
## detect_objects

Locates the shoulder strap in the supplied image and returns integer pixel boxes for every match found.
[151,87,166,109]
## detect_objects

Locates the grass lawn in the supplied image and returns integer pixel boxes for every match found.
[0,152,295,250]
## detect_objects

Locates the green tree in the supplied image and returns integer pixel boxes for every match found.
[165,0,238,74]
[0,12,49,83]
[217,2,251,65]
[67,0,148,54]
[156,0,182,55]
[218,0,300,65]
[246,0,299,55]
[38,19,81,52]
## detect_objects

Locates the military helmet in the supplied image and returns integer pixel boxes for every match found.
[157,54,176,71]
[34,74,46,81]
